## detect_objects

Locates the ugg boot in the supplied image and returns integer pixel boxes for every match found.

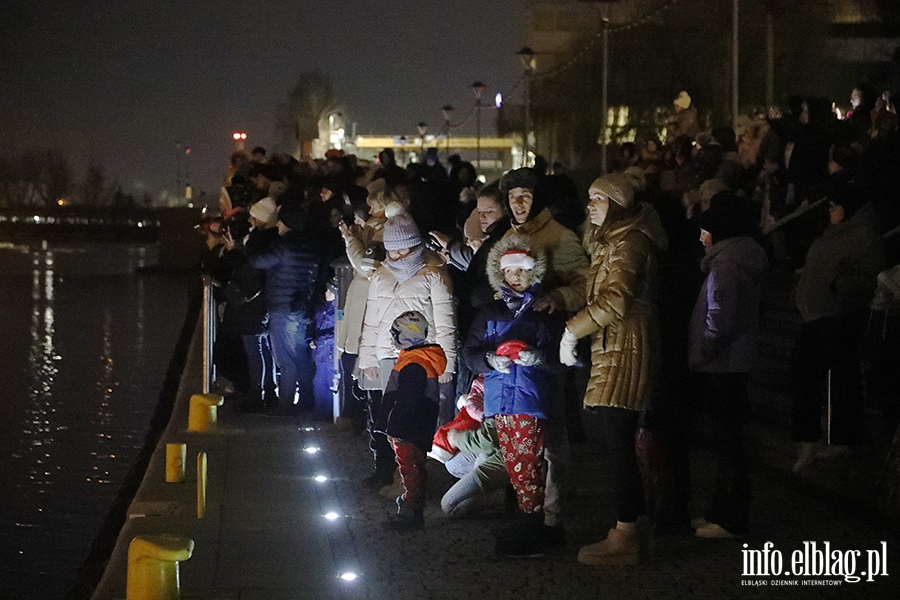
[577,527,642,566]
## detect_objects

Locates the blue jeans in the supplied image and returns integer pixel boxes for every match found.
[267,312,315,409]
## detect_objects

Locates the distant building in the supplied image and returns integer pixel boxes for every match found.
[520,0,899,172]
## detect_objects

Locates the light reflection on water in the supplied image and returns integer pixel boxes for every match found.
[25,250,58,495]
[0,243,191,599]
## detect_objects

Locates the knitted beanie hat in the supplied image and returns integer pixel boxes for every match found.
[382,203,422,250]
[249,197,277,225]
[589,173,635,209]
[277,199,306,232]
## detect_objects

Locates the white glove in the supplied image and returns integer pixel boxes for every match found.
[486,352,512,374]
[559,328,578,366]
[514,348,543,367]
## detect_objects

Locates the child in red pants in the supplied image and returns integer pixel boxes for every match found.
[377,311,447,531]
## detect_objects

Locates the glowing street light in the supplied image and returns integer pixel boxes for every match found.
[232,131,247,150]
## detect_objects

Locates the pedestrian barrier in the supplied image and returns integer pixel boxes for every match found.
[187,393,223,432]
[126,534,194,600]
[165,443,187,483]
[201,274,216,395]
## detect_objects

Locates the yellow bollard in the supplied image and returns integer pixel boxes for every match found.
[126,534,194,600]
[165,443,187,483]
[197,451,207,519]
[187,393,223,432]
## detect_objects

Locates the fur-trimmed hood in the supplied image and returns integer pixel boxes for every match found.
[486,233,548,293]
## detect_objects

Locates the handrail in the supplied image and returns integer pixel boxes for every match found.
[762,197,828,236]
[201,274,215,394]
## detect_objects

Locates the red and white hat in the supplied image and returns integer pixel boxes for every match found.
[500,249,535,271]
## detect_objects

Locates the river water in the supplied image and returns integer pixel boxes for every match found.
[0,242,193,599]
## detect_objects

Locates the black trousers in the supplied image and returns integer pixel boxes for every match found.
[593,406,646,523]
[791,313,866,446]
[700,372,751,535]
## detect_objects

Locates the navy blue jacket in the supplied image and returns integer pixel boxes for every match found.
[463,298,565,420]
[248,230,322,316]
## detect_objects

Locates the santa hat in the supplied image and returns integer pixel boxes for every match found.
[500,249,536,271]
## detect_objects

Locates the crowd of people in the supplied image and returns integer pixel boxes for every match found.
[200,86,900,564]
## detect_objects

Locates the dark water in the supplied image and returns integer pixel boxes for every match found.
[0,242,192,599]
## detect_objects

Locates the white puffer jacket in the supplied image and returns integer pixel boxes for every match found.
[357,250,457,373]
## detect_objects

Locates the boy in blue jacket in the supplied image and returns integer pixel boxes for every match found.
[463,234,565,557]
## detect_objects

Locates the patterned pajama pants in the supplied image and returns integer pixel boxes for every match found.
[495,414,546,514]
[388,437,427,507]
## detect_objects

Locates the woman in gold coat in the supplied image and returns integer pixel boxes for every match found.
[560,172,668,566]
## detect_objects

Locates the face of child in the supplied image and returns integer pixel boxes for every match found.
[503,266,532,292]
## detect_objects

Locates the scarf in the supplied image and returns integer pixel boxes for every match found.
[499,283,539,317]
[385,244,425,282]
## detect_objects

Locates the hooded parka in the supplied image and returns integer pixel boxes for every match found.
[567,204,669,410]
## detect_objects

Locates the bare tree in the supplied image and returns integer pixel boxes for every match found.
[81,164,106,206]
[274,70,337,159]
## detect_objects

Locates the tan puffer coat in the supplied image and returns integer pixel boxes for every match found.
[357,250,457,373]
[567,204,668,410]
[505,207,589,312]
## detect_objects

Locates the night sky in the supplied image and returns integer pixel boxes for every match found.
[0,0,526,200]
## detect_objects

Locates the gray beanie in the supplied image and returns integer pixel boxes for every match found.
[382,204,422,250]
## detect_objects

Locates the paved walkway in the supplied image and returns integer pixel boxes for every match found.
[92,323,898,600]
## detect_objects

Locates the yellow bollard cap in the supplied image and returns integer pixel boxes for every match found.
[129,535,194,562]
[190,393,224,407]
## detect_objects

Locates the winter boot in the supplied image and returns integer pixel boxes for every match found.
[577,526,642,566]
[495,512,562,558]
[384,496,424,531]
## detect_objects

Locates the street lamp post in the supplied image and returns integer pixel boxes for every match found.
[232,132,247,151]
[517,47,535,168]
[441,105,454,159]
[184,146,192,202]
[472,81,486,169]
[417,122,428,161]
[732,0,740,131]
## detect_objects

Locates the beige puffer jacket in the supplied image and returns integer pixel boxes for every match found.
[336,218,385,354]
[357,250,457,373]
[505,207,589,312]
[567,204,668,410]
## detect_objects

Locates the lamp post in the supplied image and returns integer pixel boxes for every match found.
[184,146,192,201]
[232,132,247,151]
[441,105,454,159]
[417,122,428,162]
[516,47,535,168]
[472,81,486,168]
[732,0,740,131]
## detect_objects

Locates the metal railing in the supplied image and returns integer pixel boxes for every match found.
[201,274,216,394]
